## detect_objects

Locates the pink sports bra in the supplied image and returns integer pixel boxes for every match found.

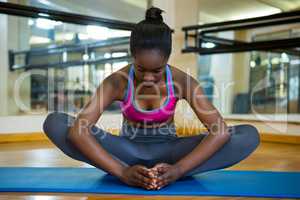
[120,64,178,123]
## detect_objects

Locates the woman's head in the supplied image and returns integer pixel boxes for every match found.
[130,7,172,86]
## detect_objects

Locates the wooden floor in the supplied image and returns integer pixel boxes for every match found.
[0,140,299,200]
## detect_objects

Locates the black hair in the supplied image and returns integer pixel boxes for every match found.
[130,7,172,58]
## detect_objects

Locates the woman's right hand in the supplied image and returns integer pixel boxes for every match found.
[120,165,157,190]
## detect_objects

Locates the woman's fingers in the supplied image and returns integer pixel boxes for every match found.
[156,170,177,189]
[138,166,155,179]
[136,169,159,189]
[134,171,152,185]
[122,165,159,190]
[131,171,154,189]
[157,166,168,174]
[130,164,177,190]
[137,166,160,188]
[133,178,152,190]
[128,164,180,190]
[152,163,169,170]
[148,164,171,189]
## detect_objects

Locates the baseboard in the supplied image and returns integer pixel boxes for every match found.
[0,129,299,144]
[0,132,48,143]
[259,133,300,145]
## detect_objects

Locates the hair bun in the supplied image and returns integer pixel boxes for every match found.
[145,7,164,22]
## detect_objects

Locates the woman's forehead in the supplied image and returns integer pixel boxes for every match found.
[134,49,167,69]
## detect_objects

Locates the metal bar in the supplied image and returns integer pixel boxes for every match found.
[194,29,198,49]
[182,11,300,54]
[200,35,245,45]
[11,37,130,56]
[0,2,135,30]
[13,56,132,71]
[198,36,300,55]
[201,17,300,34]
[8,50,14,71]
[182,10,300,31]
[182,37,300,55]
[184,30,188,49]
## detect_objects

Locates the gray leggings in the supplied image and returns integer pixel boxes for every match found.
[43,112,260,176]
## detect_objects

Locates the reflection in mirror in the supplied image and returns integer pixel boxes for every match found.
[1,14,132,116]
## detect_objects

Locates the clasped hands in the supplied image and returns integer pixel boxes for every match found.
[120,163,184,190]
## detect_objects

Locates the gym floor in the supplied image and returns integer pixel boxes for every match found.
[0,140,299,200]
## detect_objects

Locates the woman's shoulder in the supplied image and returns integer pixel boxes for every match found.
[106,64,131,82]
[168,65,188,99]
[168,64,197,84]
[105,64,131,101]
[168,64,203,100]
[168,64,201,99]
[168,65,192,86]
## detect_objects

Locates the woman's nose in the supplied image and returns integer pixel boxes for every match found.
[143,73,155,82]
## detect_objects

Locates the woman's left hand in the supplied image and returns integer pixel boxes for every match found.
[150,163,184,189]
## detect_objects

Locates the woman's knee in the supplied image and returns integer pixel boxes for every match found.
[43,112,74,136]
[43,112,81,155]
[233,124,260,151]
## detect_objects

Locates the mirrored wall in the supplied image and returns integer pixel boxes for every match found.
[0,2,138,116]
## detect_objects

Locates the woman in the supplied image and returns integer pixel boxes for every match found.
[43,7,260,190]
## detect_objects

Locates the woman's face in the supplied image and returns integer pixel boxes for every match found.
[133,49,168,87]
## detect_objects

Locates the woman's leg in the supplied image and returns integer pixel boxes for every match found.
[43,112,147,169]
[170,124,260,176]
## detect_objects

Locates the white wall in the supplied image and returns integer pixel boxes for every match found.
[0,13,8,115]
[0,112,123,134]
[210,32,234,114]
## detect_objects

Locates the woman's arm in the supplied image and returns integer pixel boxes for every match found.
[68,72,156,190]
[174,73,231,175]
[154,70,231,188]
[68,73,125,178]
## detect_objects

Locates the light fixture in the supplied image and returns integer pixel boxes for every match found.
[104,53,111,59]
[82,54,89,61]
[28,19,34,26]
[38,13,50,17]
[201,42,216,48]
[64,33,74,41]
[36,18,62,30]
[36,18,54,29]
[62,51,67,62]
[280,53,289,63]
[29,36,51,44]
[109,30,131,38]
[291,59,300,65]
[86,25,109,40]
[78,33,89,40]
[271,57,280,65]
[112,52,127,58]
[250,61,256,68]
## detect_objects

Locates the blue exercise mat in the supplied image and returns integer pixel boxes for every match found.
[0,167,299,198]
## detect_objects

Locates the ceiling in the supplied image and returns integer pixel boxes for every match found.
[197,0,300,23]
[28,0,300,24]
[29,0,147,23]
